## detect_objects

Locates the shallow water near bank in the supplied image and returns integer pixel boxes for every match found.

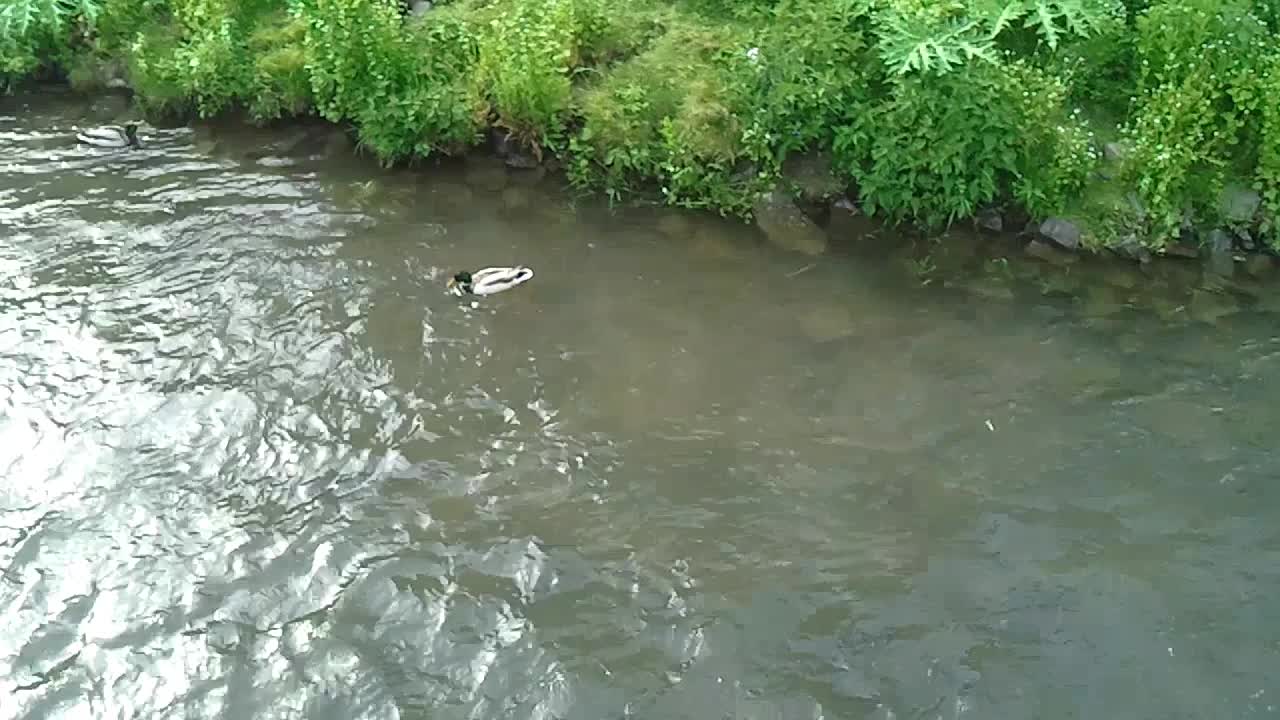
[2,90,1279,720]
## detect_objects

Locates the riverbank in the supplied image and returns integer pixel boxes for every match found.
[2,0,1278,274]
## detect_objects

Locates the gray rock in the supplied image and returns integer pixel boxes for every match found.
[753,187,827,256]
[1103,141,1130,162]
[1203,228,1235,277]
[1025,239,1077,266]
[1220,183,1261,224]
[1109,234,1152,264]
[832,195,859,215]
[976,207,1003,233]
[782,152,843,203]
[409,0,432,15]
[1038,217,1081,250]
[504,152,540,170]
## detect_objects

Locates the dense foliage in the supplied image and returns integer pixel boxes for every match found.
[2,0,1277,249]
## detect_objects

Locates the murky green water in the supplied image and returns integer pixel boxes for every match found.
[3,90,1279,720]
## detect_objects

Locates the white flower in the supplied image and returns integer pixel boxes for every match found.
[746,47,760,63]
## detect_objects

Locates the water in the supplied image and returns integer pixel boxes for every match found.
[2,89,1278,720]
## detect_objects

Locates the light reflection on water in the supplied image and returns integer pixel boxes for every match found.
[1,91,1279,720]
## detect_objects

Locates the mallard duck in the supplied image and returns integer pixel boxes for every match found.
[447,267,534,296]
[76,123,142,149]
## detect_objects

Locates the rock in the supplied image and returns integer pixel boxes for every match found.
[1161,241,1200,259]
[799,304,856,342]
[833,196,858,215]
[1038,217,1082,250]
[963,277,1015,301]
[1025,238,1078,266]
[656,212,693,239]
[488,127,540,169]
[782,152,844,203]
[1189,288,1240,324]
[1244,254,1275,278]
[1151,295,1187,322]
[1109,234,1152,264]
[976,207,1003,233]
[1082,284,1125,317]
[689,226,740,261]
[1101,266,1140,290]
[1103,141,1130,162]
[930,238,979,274]
[1203,228,1235,278]
[431,181,474,209]
[1220,183,1262,224]
[323,128,353,158]
[501,186,530,211]
[504,152,540,170]
[464,159,508,192]
[753,187,827,256]
[409,0,432,15]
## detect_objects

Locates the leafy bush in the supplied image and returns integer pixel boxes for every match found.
[569,22,752,212]
[1121,0,1275,245]
[1,0,102,90]
[295,0,483,160]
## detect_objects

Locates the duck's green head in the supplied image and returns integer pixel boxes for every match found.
[447,271,472,291]
[124,123,142,148]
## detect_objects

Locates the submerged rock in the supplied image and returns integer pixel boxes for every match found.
[1100,265,1140,290]
[782,152,844,203]
[501,186,530,211]
[753,187,827,255]
[1189,288,1240,324]
[1038,217,1082,250]
[1025,239,1077,266]
[1220,183,1262,224]
[689,226,740,261]
[656,212,693,239]
[463,158,508,192]
[1203,228,1235,278]
[798,303,856,342]
[1082,284,1126,317]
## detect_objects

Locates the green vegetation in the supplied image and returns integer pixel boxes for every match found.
[2,0,1278,252]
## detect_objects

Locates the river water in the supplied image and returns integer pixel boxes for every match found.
[2,90,1278,720]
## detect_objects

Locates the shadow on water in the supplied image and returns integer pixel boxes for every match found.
[2,89,1279,720]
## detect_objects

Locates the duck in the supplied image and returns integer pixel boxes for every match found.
[447,266,534,296]
[76,123,142,149]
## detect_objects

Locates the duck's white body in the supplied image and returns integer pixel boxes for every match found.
[448,266,534,296]
[76,124,141,149]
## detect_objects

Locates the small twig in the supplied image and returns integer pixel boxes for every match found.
[785,263,816,278]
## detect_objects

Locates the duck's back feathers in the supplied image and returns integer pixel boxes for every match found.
[75,124,140,149]
[455,266,534,296]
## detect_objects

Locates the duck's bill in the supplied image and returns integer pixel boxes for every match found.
[446,278,457,289]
